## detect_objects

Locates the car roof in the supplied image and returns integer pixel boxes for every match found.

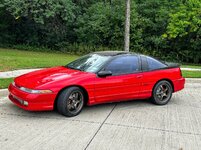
[92,51,134,56]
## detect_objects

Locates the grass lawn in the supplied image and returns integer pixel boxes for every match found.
[0,48,79,71]
[181,64,201,69]
[0,78,13,89]
[182,70,201,78]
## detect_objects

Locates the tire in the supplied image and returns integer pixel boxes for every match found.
[57,87,85,117]
[151,80,173,105]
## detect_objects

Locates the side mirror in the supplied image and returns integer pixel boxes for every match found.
[97,70,112,77]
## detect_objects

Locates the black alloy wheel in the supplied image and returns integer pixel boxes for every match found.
[151,80,173,105]
[57,87,85,117]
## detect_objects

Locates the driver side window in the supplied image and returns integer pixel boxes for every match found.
[104,56,139,75]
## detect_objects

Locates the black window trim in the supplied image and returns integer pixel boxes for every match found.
[140,55,149,72]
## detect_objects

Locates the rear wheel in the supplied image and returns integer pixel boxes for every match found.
[57,87,84,117]
[151,80,173,105]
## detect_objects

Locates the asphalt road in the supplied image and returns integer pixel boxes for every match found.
[0,79,201,150]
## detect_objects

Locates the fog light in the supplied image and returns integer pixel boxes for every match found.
[23,101,28,106]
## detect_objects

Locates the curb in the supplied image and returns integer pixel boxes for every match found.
[186,78,201,80]
[185,78,201,83]
[181,68,201,71]
[0,89,8,97]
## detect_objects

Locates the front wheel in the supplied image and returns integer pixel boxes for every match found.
[151,80,173,105]
[57,87,85,117]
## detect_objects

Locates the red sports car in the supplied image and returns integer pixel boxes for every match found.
[8,51,185,117]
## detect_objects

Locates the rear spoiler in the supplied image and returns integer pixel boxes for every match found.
[165,62,180,69]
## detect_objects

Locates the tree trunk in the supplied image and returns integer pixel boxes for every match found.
[124,0,131,52]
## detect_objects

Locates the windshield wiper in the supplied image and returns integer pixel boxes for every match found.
[66,66,83,71]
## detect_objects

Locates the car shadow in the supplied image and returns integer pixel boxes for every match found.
[5,98,154,119]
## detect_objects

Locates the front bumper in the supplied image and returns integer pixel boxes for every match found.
[8,84,57,111]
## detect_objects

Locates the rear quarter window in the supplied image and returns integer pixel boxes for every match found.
[147,56,167,70]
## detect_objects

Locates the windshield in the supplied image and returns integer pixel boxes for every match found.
[66,54,111,73]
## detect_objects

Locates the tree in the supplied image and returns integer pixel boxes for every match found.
[124,0,131,52]
[0,0,200,63]
[3,0,76,47]
[164,0,201,63]
[76,1,141,50]
[76,2,125,47]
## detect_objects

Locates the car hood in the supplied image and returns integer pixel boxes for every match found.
[14,66,91,89]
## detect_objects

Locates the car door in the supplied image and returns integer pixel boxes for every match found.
[94,55,143,103]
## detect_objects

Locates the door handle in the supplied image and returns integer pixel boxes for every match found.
[136,75,143,79]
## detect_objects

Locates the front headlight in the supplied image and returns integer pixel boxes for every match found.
[19,87,53,94]
[12,82,53,94]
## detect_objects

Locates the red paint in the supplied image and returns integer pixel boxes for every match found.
[8,66,185,111]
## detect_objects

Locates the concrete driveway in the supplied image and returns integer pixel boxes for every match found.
[0,79,201,150]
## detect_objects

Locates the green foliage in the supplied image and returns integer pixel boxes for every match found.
[76,1,125,47]
[4,0,76,24]
[164,0,201,63]
[0,0,200,63]
[76,1,142,51]
[165,0,201,38]
[0,78,13,89]
[2,0,76,47]
[0,1,15,44]
[135,0,177,52]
